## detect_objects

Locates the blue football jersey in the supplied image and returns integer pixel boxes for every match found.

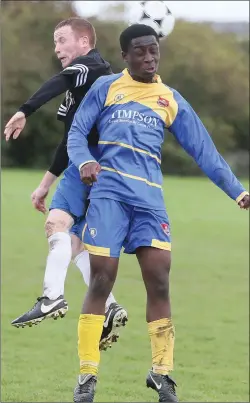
[67,69,247,210]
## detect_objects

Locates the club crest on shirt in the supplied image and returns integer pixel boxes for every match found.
[114,93,125,102]
[161,223,170,236]
[157,96,169,108]
[90,228,97,238]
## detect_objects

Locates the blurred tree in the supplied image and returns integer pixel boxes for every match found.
[159,21,249,144]
[88,17,127,73]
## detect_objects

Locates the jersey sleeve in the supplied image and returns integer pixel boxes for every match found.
[48,129,69,177]
[60,57,89,89]
[19,73,69,117]
[168,89,247,203]
[67,77,109,168]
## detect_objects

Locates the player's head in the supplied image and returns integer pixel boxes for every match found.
[54,17,96,68]
[120,24,160,83]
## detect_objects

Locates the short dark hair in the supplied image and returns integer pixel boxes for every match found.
[120,24,159,52]
[55,17,96,48]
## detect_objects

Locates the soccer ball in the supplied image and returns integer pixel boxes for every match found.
[128,1,175,39]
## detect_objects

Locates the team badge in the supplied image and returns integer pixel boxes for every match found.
[114,94,124,102]
[157,96,169,108]
[161,223,170,236]
[90,228,97,238]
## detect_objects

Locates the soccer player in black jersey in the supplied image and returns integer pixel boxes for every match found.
[4,18,127,350]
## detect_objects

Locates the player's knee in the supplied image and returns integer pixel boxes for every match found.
[154,277,169,299]
[148,266,170,299]
[44,219,68,238]
[45,209,74,238]
[90,268,116,298]
[45,220,56,238]
[45,215,72,238]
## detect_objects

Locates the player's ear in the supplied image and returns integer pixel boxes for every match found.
[80,35,89,48]
[121,51,128,63]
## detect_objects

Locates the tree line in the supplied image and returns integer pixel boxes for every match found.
[2,1,249,176]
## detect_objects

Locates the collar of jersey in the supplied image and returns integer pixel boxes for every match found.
[87,48,98,55]
[122,68,162,85]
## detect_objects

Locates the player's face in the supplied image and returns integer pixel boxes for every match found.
[54,26,88,68]
[122,35,160,82]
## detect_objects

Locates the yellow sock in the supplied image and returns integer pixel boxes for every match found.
[78,314,105,376]
[148,318,175,375]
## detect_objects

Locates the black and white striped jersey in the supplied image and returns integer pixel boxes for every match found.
[57,50,112,125]
[18,49,112,176]
[57,64,89,118]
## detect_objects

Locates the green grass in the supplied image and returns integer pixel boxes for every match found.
[1,169,249,402]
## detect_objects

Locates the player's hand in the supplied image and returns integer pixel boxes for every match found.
[80,162,101,185]
[4,111,26,141]
[31,186,49,214]
[238,194,250,210]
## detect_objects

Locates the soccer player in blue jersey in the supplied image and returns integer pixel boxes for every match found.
[67,24,249,402]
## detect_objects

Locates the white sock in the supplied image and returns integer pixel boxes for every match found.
[74,250,117,310]
[43,232,72,300]
[105,293,117,312]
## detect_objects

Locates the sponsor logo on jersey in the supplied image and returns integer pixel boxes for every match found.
[109,109,159,128]
[157,96,169,108]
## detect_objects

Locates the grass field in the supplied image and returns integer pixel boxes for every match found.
[1,169,249,402]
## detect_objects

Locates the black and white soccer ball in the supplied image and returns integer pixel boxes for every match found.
[128,1,175,39]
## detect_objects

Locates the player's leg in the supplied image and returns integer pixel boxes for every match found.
[125,208,178,402]
[71,230,128,351]
[73,199,129,402]
[137,248,177,402]
[11,181,78,327]
[43,208,73,299]
[71,232,117,309]
[11,205,73,328]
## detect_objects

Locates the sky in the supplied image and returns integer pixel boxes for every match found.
[74,1,249,22]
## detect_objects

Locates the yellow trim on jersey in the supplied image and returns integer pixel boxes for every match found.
[236,191,249,203]
[98,141,161,164]
[151,239,171,251]
[84,243,111,257]
[104,69,178,127]
[81,223,87,242]
[101,166,162,189]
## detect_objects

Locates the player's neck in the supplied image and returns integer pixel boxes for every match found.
[128,70,154,84]
[78,47,94,57]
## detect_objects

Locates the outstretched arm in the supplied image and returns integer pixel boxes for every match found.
[4,56,94,140]
[168,90,249,209]
[19,74,69,117]
[5,74,70,212]
[4,74,69,141]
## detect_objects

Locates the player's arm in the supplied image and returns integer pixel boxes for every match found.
[168,90,249,209]
[4,59,89,141]
[19,74,70,117]
[67,78,107,185]
[14,59,89,118]
[31,130,69,214]
[4,73,70,212]
[4,74,70,141]
[48,130,69,177]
